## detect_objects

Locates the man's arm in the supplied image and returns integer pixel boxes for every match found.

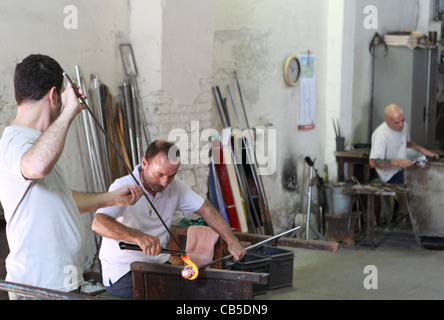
[91,212,161,256]
[407,141,439,159]
[72,184,143,214]
[21,82,85,180]
[369,158,413,169]
[195,200,246,261]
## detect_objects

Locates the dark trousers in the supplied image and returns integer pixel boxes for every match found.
[106,272,133,299]
[387,170,404,184]
[106,261,171,299]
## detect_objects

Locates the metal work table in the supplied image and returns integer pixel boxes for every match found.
[406,162,444,246]
[344,183,411,248]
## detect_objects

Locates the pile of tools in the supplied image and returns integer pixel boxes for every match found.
[209,72,274,235]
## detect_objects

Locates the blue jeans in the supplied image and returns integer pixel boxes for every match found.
[105,272,133,299]
[106,261,172,299]
[387,170,404,184]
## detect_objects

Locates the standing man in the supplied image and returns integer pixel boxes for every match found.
[92,140,247,299]
[0,54,143,299]
[369,104,439,184]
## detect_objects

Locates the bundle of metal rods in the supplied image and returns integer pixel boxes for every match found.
[210,72,274,236]
[74,61,151,190]
[73,66,112,193]
[73,45,150,194]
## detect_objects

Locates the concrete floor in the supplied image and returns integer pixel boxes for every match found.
[256,221,444,300]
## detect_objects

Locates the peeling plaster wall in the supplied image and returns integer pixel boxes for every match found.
[130,0,216,220]
[213,0,329,233]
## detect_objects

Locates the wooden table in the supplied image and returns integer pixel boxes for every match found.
[335,149,373,183]
[344,183,411,248]
[131,262,269,300]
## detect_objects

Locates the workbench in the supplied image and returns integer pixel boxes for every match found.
[344,183,411,248]
[131,262,269,300]
[128,226,339,300]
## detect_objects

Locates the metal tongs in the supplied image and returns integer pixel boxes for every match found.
[413,155,428,168]
[119,242,185,256]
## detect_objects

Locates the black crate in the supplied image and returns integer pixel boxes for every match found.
[252,246,294,289]
[227,253,271,295]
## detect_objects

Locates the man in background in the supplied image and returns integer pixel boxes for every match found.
[369,104,438,184]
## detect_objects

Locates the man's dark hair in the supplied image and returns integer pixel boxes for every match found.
[145,140,180,163]
[14,54,64,105]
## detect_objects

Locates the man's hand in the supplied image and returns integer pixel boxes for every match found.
[227,240,247,262]
[136,233,162,256]
[112,185,144,206]
[61,80,87,118]
[423,150,440,160]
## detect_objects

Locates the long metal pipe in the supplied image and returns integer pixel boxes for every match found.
[198,225,302,270]
[123,80,137,169]
[306,164,314,240]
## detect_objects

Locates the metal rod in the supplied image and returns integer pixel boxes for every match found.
[130,79,143,161]
[229,80,273,234]
[120,43,151,148]
[123,80,137,169]
[75,67,102,192]
[303,157,326,241]
[212,87,227,128]
[234,71,250,129]
[63,71,185,256]
[198,225,302,270]
[229,132,259,234]
[227,85,242,129]
[306,165,314,240]
[0,280,102,300]
[216,86,231,126]
[118,242,185,255]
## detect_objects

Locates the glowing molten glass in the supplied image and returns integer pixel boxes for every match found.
[181,254,199,280]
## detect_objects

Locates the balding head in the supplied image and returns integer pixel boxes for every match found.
[384,104,405,132]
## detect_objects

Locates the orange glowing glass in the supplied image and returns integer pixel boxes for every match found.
[181,254,199,280]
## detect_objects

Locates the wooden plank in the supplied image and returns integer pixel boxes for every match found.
[234,232,339,252]
[170,225,339,253]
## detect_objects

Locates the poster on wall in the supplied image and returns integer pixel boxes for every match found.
[298,53,316,130]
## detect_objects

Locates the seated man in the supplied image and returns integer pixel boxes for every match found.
[369,104,438,184]
[92,140,246,299]
[369,104,439,222]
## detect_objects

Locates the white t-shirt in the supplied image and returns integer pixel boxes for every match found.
[0,126,84,292]
[370,122,411,182]
[97,164,204,286]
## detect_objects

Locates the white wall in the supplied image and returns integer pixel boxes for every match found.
[130,0,215,199]
[351,0,432,144]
